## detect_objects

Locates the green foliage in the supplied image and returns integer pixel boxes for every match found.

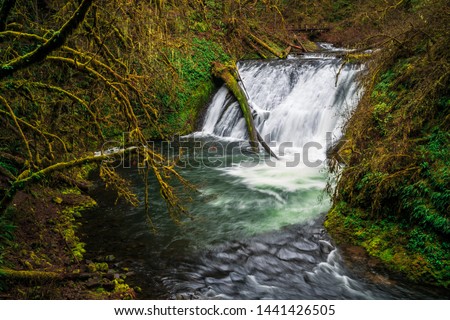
[370,68,408,134]
[407,228,449,270]
[356,171,387,191]
[175,37,229,97]
[59,197,97,262]
[158,37,230,135]
[326,202,450,286]
[372,102,393,134]
[327,0,450,287]
[398,130,450,235]
[329,0,354,22]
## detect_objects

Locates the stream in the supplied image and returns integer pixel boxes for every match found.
[82,48,448,299]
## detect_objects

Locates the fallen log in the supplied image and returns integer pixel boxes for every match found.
[212,62,259,153]
[289,43,304,51]
[244,37,269,59]
[0,268,118,281]
[212,62,279,160]
[247,33,289,59]
[235,71,279,161]
[293,35,308,53]
[256,131,279,160]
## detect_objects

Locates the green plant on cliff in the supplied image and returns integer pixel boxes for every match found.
[327,0,450,286]
[157,37,229,136]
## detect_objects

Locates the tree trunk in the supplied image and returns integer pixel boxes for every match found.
[0,268,117,281]
[212,62,279,160]
[212,62,259,153]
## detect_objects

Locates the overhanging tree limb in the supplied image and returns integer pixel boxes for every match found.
[0,108,69,155]
[0,0,94,80]
[0,148,134,214]
[0,94,33,165]
[26,81,105,140]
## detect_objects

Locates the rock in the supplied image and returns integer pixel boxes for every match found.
[319,240,334,254]
[276,248,316,263]
[101,280,115,291]
[291,240,319,252]
[85,277,101,288]
[230,272,246,283]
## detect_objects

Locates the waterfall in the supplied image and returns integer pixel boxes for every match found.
[201,57,363,151]
[83,53,449,300]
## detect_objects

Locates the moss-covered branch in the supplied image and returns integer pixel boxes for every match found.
[212,62,259,152]
[0,94,33,165]
[0,149,134,214]
[212,61,279,160]
[0,0,93,79]
[247,33,289,59]
[0,108,68,155]
[0,269,61,280]
[0,268,118,281]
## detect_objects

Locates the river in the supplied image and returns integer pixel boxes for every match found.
[82,48,448,299]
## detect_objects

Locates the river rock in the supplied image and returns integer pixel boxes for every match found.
[276,248,316,264]
[290,240,319,252]
[319,240,334,254]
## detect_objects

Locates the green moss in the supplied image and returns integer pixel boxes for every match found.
[112,279,135,299]
[328,7,449,286]
[303,39,319,52]
[326,202,450,287]
[61,187,81,195]
[58,195,97,262]
[157,37,230,136]
[94,262,109,272]
[379,248,394,263]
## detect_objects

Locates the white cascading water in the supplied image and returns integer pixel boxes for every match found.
[84,52,448,299]
[166,56,370,299]
[201,57,362,150]
[163,56,445,299]
[192,56,364,233]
